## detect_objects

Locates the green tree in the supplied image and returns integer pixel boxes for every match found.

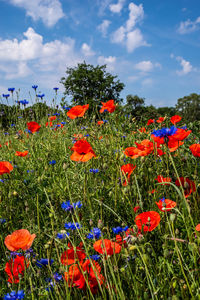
[124,94,145,116]
[176,93,200,121]
[60,62,125,113]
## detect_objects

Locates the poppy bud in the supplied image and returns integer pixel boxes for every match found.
[63,163,67,170]
[120,267,125,272]
[97,219,103,229]
[170,213,176,222]
[12,191,18,196]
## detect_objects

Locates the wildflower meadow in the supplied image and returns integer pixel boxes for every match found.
[1,89,200,300]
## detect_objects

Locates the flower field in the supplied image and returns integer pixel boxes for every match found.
[1,97,200,299]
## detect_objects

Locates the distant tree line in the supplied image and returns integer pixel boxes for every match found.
[1,62,200,129]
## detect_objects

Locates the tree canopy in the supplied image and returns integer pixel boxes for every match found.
[60,62,125,111]
[176,93,200,121]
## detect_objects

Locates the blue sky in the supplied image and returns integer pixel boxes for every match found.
[0,0,200,107]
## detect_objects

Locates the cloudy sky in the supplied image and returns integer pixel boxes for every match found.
[0,0,200,107]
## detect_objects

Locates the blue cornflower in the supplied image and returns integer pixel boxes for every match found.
[160,197,165,202]
[53,87,59,92]
[19,100,29,105]
[61,200,82,212]
[89,168,99,174]
[36,258,54,268]
[53,272,63,282]
[49,160,56,165]
[27,170,34,173]
[4,290,25,300]
[152,126,177,138]
[87,228,101,239]
[89,254,101,261]
[56,232,69,239]
[63,105,70,110]
[61,122,66,125]
[64,222,82,230]
[8,88,15,93]
[103,119,108,123]
[84,134,90,137]
[10,252,22,258]
[37,93,45,99]
[2,94,10,99]
[112,226,129,234]
[0,218,6,224]
[32,85,38,90]
[10,124,15,127]
[0,179,5,183]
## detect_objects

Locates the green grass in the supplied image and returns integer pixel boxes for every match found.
[0,104,200,299]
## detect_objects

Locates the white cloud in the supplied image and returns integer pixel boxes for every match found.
[97,56,116,71]
[111,26,126,43]
[176,56,193,75]
[126,29,147,53]
[8,0,65,27]
[126,2,144,31]
[109,0,125,13]
[97,0,113,15]
[111,2,148,53]
[177,16,200,34]
[81,43,95,57]
[97,20,111,37]
[134,60,161,72]
[0,27,83,81]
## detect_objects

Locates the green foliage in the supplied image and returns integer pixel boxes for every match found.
[60,61,125,112]
[176,93,200,122]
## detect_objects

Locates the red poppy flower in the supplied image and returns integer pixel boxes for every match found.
[100,100,116,113]
[4,229,36,251]
[133,206,140,213]
[124,147,141,159]
[155,175,171,185]
[134,211,160,232]
[175,177,196,198]
[97,121,104,126]
[156,198,177,212]
[45,121,53,127]
[61,245,86,265]
[0,161,13,175]
[49,115,56,121]
[167,138,184,152]
[147,119,155,126]
[64,260,104,294]
[67,104,89,119]
[70,139,96,162]
[171,128,191,141]
[156,117,165,123]
[189,144,200,157]
[27,122,41,133]
[121,163,136,186]
[151,134,165,145]
[15,151,29,157]
[93,239,121,255]
[139,127,146,133]
[195,224,200,231]
[170,115,182,125]
[5,255,29,283]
